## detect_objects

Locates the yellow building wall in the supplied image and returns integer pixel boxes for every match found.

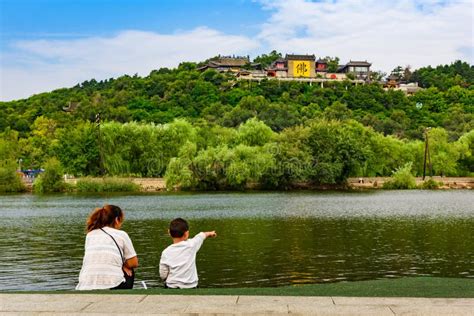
[288,60,315,78]
[293,60,310,77]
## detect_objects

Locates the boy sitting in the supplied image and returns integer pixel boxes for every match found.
[159,218,217,289]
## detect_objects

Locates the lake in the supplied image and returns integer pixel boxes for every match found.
[0,190,473,291]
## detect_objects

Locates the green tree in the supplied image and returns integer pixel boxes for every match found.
[27,116,58,168]
[307,120,370,184]
[428,128,462,176]
[323,101,352,121]
[55,122,100,176]
[456,129,474,176]
[237,118,274,146]
[0,159,25,192]
[164,141,197,190]
[390,66,404,78]
[253,50,282,67]
[0,128,20,161]
[33,158,66,193]
[324,56,340,72]
[410,60,473,90]
[224,145,275,189]
[262,126,313,188]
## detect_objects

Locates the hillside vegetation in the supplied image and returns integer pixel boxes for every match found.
[0,58,472,190]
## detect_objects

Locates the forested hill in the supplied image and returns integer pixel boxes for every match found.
[1,59,473,140]
[0,58,473,186]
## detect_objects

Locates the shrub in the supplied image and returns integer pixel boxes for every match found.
[0,160,26,192]
[75,177,141,192]
[237,118,274,146]
[383,162,417,189]
[418,178,442,189]
[33,158,65,193]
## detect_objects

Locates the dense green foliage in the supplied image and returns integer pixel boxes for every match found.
[0,56,472,189]
[383,162,417,189]
[0,159,26,192]
[0,129,26,192]
[411,60,474,90]
[33,158,66,193]
[419,178,442,189]
[252,50,282,68]
[1,59,472,142]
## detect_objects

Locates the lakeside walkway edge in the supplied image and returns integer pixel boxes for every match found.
[1,294,473,315]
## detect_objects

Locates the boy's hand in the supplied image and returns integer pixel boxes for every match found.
[205,231,217,238]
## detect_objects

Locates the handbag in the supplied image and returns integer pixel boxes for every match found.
[100,228,135,289]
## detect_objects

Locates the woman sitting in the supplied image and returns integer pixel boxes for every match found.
[76,204,138,290]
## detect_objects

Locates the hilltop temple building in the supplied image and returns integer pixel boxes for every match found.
[199,54,373,83]
[198,56,251,73]
[197,54,420,94]
[337,61,372,80]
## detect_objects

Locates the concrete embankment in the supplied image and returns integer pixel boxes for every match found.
[1,294,473,315]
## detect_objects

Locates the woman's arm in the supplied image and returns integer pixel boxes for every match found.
[124,256,139,269]
[122,256,138,276]
[121,232,138,271]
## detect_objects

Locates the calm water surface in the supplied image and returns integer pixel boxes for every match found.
[0,190,473,291]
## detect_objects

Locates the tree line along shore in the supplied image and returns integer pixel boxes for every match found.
[0,58,472,193]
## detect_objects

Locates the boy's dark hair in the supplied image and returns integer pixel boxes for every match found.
[169,218,189,238]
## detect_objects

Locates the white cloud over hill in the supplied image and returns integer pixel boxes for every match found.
[0,0,472,101]
[257,0,472,72]
[0,28,259,101]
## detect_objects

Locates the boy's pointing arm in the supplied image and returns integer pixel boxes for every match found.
[190,231,217,251]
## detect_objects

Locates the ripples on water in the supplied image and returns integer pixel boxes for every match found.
[0,190,473,290]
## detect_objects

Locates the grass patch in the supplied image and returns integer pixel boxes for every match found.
[5,278,474,298]
[75,177,141,193]
[418,178,443,189]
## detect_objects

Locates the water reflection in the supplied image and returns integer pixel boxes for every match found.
[0,191,473,290]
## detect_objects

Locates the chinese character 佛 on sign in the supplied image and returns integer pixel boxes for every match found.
[294,61,310,77]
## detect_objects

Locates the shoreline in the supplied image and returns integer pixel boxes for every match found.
[13,176,474,194]
[66,176,474,192]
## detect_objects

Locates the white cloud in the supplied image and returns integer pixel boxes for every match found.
[257,0,473,72]
[0,28,258,101]
[1,1,472,101]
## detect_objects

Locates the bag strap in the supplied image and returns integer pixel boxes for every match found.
[100,228,125,264]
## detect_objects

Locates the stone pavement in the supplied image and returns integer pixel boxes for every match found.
[1,294,473,315]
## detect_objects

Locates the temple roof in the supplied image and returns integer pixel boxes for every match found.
[346,60,372,66]
[209,56,249,67]
[285,54,316,61]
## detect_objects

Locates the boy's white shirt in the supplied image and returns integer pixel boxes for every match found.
[159,232,206,288]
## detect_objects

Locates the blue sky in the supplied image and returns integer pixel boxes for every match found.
[0,0,472,100]
[1,0,267,41]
